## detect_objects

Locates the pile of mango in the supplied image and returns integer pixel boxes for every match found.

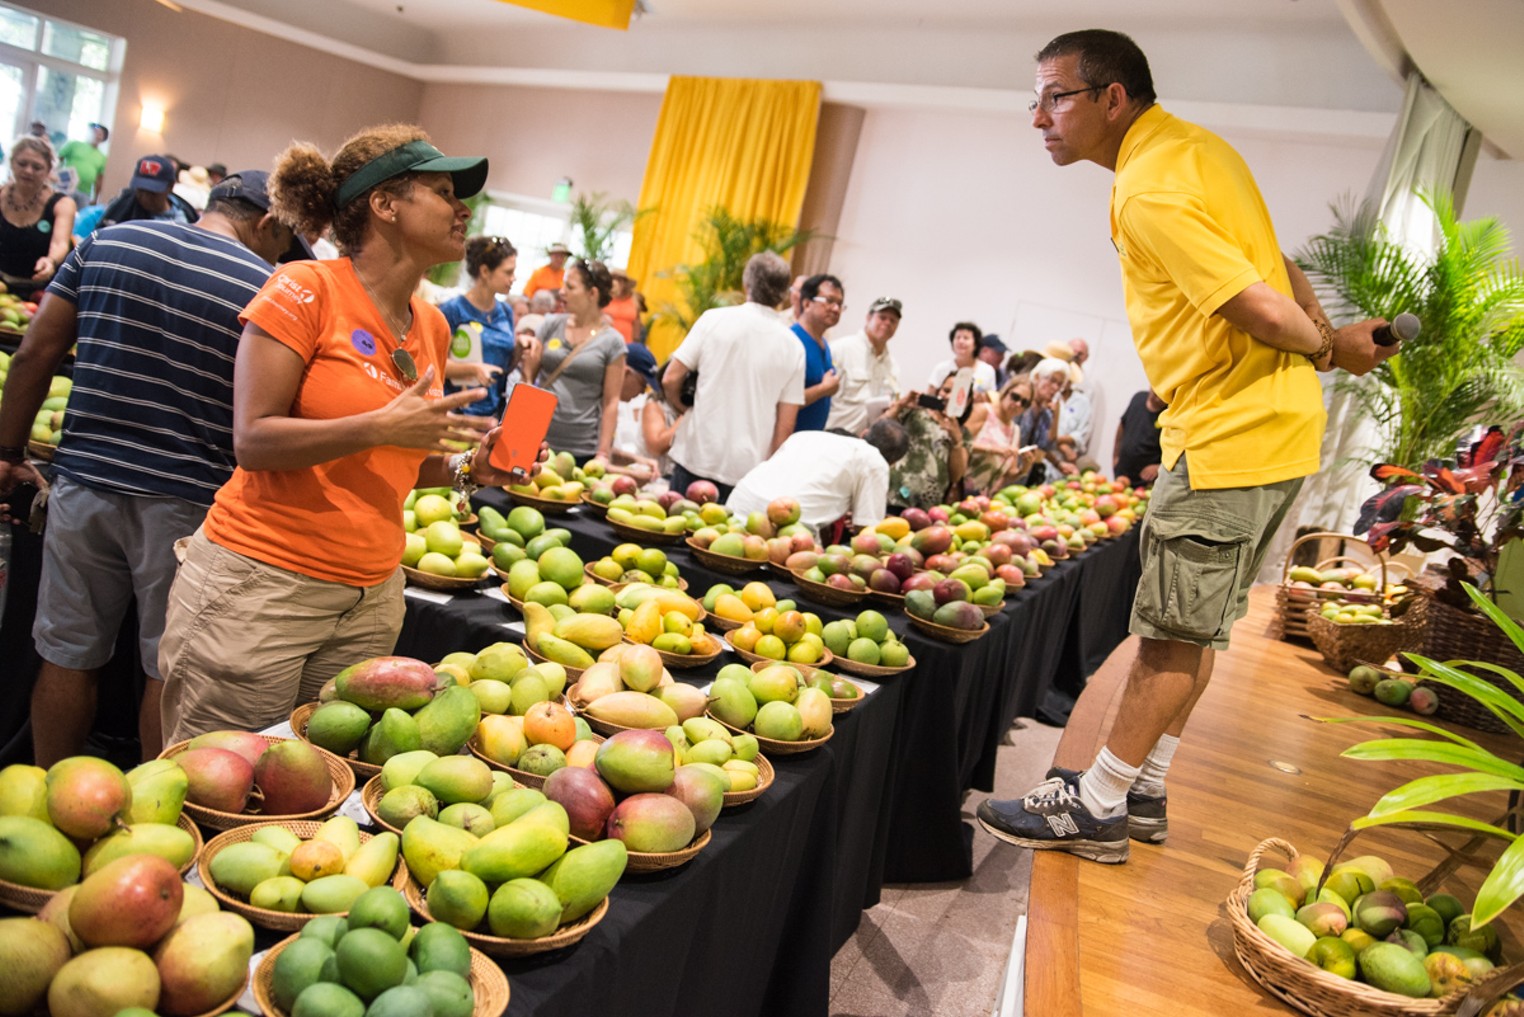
[478,503,572,573]
[436,641,568,718]
[709,661,833,744]
[589,541,686,588]
[563,642,708,731]
[207,816,400,914]
[822,609,911,668]
[500,535,592,607]
[476,699,600,778]
[703,580,793,625]
[0,757,197,892]
[616,583,719,657]
[507,449,587,503]
[1318,597,1393,626]
[725,606,830,664]
[1248,850,1504,999]
[403,490,489,580]
[306,656,483,766]
[398,782,627,941]
[371,753,508,834]
[2,853,253,1017]
[604,494,693,537]
[269,889,476,1016]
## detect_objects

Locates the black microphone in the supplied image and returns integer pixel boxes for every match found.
[1372,312,1420,347]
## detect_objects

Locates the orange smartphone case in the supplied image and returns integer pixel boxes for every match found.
[488,383,559,476]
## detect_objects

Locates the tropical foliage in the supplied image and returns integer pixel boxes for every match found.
[654,207,813,337]
[1296,192,1524,471]
[1321,584,1524,927]
[1355,423,1524,607]
[568,191,650,264]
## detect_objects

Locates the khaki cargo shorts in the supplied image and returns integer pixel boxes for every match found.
[158,529,405,743]
[1131,455,1302,650]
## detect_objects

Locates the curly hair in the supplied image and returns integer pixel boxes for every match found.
[570,258,614,309]
[465,235,516,279]
[269,123,431,255]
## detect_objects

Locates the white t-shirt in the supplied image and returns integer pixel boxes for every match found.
[670,302,806,485]
[928,358,996,397]
[726,430,890,535]
[826,330,900,435]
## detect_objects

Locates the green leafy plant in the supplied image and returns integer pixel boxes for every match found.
[654,207,814,337]
[1322,582,1524,925]
[568,191,650,264]
[1296,191,1524,470]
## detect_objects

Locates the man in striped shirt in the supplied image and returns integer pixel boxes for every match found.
[0,170,304,764]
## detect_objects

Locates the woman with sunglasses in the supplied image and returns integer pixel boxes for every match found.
[964,375,1040,494]
[159,125,525,742]
[518,258,626,465]
[438,234,520,417]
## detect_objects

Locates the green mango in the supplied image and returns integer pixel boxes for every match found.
[271,936,335,1011]
[83,821,196,874]
[305,701,373,757]
[400,816,480,887]
[537,839,629,923]
[0,815,80,889]
[379,750,440,792]
[532,633,595,669]
[488,787,546,829]
[359,708,422,765]
[412,685,481,756]
[486,878,563,938]
[461,806,568,884]
[123,759,188,825]
[413,756,494,805]
[299,873,370,914]
[208,841,286,897]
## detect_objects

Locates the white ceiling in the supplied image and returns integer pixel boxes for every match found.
[176,0,1524,159]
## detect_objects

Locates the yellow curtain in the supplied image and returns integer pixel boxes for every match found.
[491,0,634,30]
[627,76,822,360]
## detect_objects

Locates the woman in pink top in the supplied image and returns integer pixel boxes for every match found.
[964,376,1039,495]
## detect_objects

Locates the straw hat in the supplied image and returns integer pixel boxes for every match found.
[1041,340,1084,384]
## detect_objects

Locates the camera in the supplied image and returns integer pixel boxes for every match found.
[916,393,946,413]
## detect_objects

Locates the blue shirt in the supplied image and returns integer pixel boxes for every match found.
[438,293,516,417]
[46,221,274,504]
[791,322,834,432]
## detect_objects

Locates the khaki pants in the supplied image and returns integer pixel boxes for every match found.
[159,529,404,743]
[1131,455,1302,650]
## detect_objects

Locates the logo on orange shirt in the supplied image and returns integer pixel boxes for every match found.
[352,329,377,356]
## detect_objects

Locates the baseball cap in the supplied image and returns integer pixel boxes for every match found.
[868,297,902,317]
[131,155,176,193]
[547,242,571,256]
[88,122,109,141]
[980,334,1009,354]
[207,170,314,263]
[624,342,658,388]
[334,139,488,209]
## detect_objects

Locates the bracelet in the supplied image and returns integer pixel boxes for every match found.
[1306,319,1336,366]
[0,444,25,464]
[449,450,480,500]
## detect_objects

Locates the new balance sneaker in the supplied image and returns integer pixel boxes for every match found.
[976,775,1129,864]
[1046,766,1168,844]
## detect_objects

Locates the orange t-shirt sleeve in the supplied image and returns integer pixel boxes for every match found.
[241,262,332,359]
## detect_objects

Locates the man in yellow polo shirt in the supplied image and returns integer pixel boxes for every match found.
[978,29,1395,864]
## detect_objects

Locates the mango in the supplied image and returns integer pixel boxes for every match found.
[379,750,440,792]
[462,816,569,885]
[468,642,530,684]
[487,877,564,938]
[83,821,196,875]
[528,661,568,699]
[333,656,440,712]
[413,685,482,756]
[360,709,423,765]
[1257,913,1316,958]
[312,815,362,865]
[0,917,72,1016]
[123,759,189,826]
[1359,941,1431,997]
[1295,901,1347,937]
[1355,889,1407,938]
[377,785,439,828]
[608,792,695,853]
[475,715,527,768]
[554,613,624,652]
[583,690,677,730]
[426,869,490,930]
[411,920,472,978]
[533,632,596,669]
[438,802,495,837]
[154,911,254,1016]
[208,841,286,897]
[795,687,833,738]
[367,985,435,1017]
[291,982,364,1017]
[489,787,547,829]
[509,672,551,715]
[175,746,254,812]
[0,763,50,821]
[254,740,333,816]
[300,874,370,914]
[0,814,82,889]
[618,643,665,692]
[414,971,474,1017]
[45,756,132,840]
[401,816,480,887]
[755,700,805,741]
[596,729,677,793]
[71,854,183,950]
[414,756,494,805]
[538,838,628,923]
[667,764,727,836]
[345,831,401,888]
[272,937,337,1012]
[250,875,307,912]
[305,701,373,757]
[334,926,408,1002]
[709,677,759,730]
[48,947,161,1017]
[1306,935,1357,979]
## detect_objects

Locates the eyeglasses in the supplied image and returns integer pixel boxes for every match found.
[1028,85,1103,114]
[811,296,844,309]
[1005,392,1030,407]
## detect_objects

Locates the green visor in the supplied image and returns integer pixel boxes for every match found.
[334,140,488,209]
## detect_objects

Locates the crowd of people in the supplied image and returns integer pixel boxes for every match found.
[0,94,1167,775]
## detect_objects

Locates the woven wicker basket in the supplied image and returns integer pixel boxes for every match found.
[747,659,867,713]
[787,568,871,607]
[708,710,832,755]
[685,537,766,575]
[906,613,990,644]
[197,820,407,930]
[723,631,835,669]
[605,514,688,545]
[0,811,204,914]
[253,932,509,1017]
[1406,589,1524,735]
[504,487,578,514]
[467,730,603,790]
[401,872,609,956]
[1277,531,1392,642]
[401,564,485,592]
[1306,612,1423,674]
[1228,836,1519,1016]
[160,737,355,831]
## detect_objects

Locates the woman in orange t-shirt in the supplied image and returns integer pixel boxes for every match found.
[159,125,528,742]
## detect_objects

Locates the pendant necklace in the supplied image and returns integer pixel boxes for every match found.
[357,268,419,381]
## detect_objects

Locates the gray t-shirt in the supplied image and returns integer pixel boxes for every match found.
[537,314,626,459]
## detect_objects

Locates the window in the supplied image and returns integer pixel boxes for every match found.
[466,191,635,295]
[0,2,121,195]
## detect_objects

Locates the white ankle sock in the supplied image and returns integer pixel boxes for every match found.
[1077,748,1139,819]
[1133,734,1179,797]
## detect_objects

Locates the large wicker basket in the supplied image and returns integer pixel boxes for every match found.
[1404,588,1524,735]
[1276,531,1392,643]
[1306,611,1423,674]
[1227,836,1518,1016]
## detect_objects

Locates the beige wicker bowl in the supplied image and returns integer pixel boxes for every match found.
[747,660,867,713]
[905,613,990,644]
[0,811,204,914]
[606,514,688,545]
[160,737,355,831]
[723,631,835,670]
[707,710,833,756]
[401,564,485,592]
[787,568,871,607]
[566,828,712,873]
[252,931,509,1017]
[400,871,609,957]
[505,487,579,514]
[196,820,407,930]
[685,537,766,575]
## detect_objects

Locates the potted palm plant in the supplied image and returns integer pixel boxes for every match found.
[568,191,650,264]
[653,207,813,337]
[1296,191,1524,472]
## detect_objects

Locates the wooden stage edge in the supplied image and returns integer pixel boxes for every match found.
[1022,583,1524,1017]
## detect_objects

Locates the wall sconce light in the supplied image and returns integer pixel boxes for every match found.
[140,103,165,133]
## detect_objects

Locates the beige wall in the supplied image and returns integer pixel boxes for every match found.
[27,0,423,197]
[417,83,659,204]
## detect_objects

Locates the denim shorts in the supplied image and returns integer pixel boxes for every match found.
[1131,455,1302,650]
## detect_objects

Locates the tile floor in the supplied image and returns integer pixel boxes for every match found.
[828,718,1064,1017]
